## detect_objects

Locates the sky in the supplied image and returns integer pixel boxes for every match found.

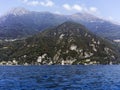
[0,0,120,22]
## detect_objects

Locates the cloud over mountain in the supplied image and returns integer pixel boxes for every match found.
[22,0,54,7]
[62,3,98,14]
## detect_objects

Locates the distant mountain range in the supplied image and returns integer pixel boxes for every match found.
[0,7,120,41]
[0,22,119,65]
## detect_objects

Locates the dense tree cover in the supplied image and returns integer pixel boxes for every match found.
[0,22,119,65]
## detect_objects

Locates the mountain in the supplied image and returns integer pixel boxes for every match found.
[0,8,120,41]
[0,22,119,65]
[0,8,69,39]
[6,7,29,16]
[70,13,120,40]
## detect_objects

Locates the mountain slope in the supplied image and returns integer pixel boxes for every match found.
[0,22,119,65]
[0,8,120,41]
[70,13,120,40]
[0,8,69,39]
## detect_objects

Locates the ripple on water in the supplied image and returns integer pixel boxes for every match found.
[0,65,120,90]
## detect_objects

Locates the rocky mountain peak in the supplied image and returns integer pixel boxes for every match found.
[6,7,30,16]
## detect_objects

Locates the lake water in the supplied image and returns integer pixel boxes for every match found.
[0,65,120,90]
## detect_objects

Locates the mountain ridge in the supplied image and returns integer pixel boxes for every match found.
[0,7,120,41]
[0,21,119,65]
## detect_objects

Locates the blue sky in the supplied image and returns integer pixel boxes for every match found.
[0,0,120,22]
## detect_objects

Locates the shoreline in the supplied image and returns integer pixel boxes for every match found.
[0,64,118,66]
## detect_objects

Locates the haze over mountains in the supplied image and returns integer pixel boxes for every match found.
[0,7,120,41]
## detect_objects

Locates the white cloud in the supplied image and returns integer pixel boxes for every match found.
[63,4,83,11]
[22,0,28,3]
[89,7,98,13]
[73,4,82,11]
[63,4,71,10]
[62,4,99,14]
[40,0,54,7]
[27,1,39,6]
[22,0,54,7]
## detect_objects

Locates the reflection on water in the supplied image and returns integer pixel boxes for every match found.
[0,65,120,90]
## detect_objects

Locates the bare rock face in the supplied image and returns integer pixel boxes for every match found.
[0,22,119,65]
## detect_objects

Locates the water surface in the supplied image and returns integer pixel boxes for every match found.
[0,65,120,90]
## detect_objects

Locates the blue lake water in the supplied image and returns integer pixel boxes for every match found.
[0,65,120,90]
